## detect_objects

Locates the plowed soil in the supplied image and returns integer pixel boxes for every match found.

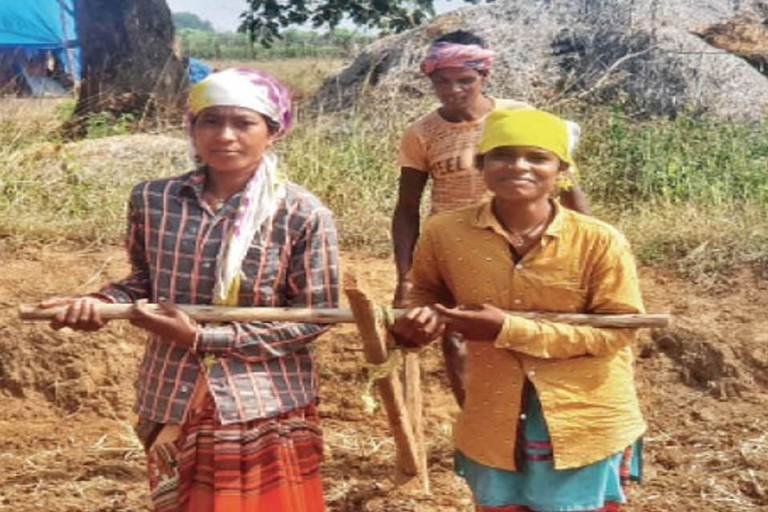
[0,242,765,511]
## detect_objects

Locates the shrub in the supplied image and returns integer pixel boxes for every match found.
[578,106,767,207]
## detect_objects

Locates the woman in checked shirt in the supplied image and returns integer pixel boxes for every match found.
[38,68,339,512]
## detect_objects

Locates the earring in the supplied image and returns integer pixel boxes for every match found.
[555,172,573,191]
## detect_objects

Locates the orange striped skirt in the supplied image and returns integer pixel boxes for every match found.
[143,396,325,512]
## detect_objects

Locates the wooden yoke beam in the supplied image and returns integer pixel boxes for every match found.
[343,272,428,490]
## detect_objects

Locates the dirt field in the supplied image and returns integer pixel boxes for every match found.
[0,242,765,511]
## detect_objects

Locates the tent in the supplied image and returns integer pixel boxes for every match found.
[0,0,80,96]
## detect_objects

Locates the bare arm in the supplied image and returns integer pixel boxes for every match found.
[391,167,429,306]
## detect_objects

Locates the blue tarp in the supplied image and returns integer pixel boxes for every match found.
[0,0,80,79]
[187,57,212,84]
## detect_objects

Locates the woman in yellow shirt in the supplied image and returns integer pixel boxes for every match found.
[392,109,645,512]
[392,30,590,408]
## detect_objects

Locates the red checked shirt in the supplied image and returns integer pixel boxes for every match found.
[94,169,339,425]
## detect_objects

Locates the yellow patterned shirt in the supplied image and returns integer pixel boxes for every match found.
[407,200,646,471]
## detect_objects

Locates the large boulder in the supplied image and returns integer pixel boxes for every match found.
[313,0,768,122]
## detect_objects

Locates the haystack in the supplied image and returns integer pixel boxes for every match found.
[312,0,768,122]
[692,14,768,76]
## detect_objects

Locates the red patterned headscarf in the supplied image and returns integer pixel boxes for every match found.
[420,42,496,75]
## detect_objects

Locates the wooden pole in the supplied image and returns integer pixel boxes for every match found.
[402,350,428,492]
[18,304,671,328]
[343,273,428,490]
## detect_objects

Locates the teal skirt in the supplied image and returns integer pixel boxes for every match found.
[455,386,642,511]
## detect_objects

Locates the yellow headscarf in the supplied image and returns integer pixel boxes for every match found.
[478,109,580,168]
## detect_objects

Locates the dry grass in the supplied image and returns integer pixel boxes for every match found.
[0,416,148,512]
[0,98,68,147]
[599,202,767,287]
[0,59,764,285]
[0,128,189,243]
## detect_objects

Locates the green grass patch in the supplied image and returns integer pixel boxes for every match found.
[578,107,767,207]
[598,202,766,287]
[574,106,767,284]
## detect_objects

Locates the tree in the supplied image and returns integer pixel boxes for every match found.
[173,11,215,32]
[240,0,485,47]
[67,0,188,138]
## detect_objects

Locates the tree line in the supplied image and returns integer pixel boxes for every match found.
[177,27,374,60]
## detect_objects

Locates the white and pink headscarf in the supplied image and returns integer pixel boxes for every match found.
[188,68,293,305]
[419,41,496,75]
[188,67,293,137]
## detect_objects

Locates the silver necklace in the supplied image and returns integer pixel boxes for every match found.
[203,191,228,211]
[508,215,550,248]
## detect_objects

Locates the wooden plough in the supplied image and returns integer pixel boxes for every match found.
[18,276,670,492]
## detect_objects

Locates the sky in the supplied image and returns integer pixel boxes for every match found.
[165,0,463,32]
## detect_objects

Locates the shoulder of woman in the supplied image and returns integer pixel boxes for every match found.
[424,205,476,233]
[562,209,631,249]
[492,98,535,111]
[283,182,333,214]
[129,171,196,200]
